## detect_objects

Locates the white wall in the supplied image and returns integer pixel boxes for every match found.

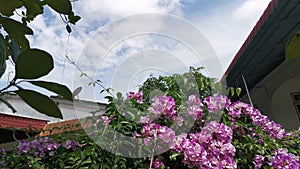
[243,59,300,131]
[271,74,300,130]
[0,95,106,122]
[247,72,300,131]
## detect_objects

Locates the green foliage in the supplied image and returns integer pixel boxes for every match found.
[45,0,72,15]
[139,67,219,105]
[15,49,54,79]
[0,0,23,16]
[0,0,81,118]
[0,17,33,49]
[28,81,73,101]
[1,67,300,168]
[15,89,63,119]
[226,87,242,97]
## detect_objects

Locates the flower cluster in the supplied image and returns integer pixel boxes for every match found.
[186,95,203,119]
[14,137,83,158]
[140,123,175,145]
[204,94,231,113]
[127,91,143,103]
[0,148,5,167]
[94,115,111,127]
[148,95,176,118]
[253,155,264,169]
[152,157,165,169]
[268,148,300,169]
[62,140,82,150]
[172,121,236,169]
[227,101,286,139]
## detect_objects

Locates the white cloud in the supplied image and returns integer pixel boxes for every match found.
[0,0,272,102]
[191,0,272,70]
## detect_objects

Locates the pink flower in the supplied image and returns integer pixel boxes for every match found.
[204,94,231,113]
[101,116,111,125]
[158,126,175,144]
[186,95,203,119]
[148,96,176,118]
[127,91,143,103]
[253,155,264,169]
[152,158,164,169]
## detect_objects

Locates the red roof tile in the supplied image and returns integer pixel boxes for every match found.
[40,118,93,136]
[0,113,48,131]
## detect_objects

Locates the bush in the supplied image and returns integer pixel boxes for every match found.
[1,67,299,169]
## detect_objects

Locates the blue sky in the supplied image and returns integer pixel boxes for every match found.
[1,0,272,102]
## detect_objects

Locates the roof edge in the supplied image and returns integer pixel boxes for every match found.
[221,0,280,82]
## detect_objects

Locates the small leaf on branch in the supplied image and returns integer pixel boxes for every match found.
[236,87,242,96]
[66,24,72,33]
[15,89,63,119]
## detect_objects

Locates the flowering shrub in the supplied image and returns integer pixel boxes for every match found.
[1,137,85,169]
[1,67,299,169]
[99,90,299,169]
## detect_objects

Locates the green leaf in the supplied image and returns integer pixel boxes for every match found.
[23,0,44,21]
[230,87,235,97]
[15,89,63,119]
[8,39,22,63]
[68,13,81,24]
[45,0,72,15]
[66,24,72,33]
[0,0,23,16]
[0,33,6,78]
[116,92,122,99]
[236,87,242,96]
[28,80,73,101]
[15,49,54,79]
[0,17,33,49]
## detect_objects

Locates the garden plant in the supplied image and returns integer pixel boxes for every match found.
[0,67,299,169]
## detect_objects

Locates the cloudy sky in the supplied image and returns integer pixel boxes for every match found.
[2,0,272,102]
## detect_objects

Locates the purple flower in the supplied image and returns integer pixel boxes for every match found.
[204,94,231,113]
[0,148,5,159]
[152,158,164,169]
[172,115,184,126]
[157,126,175,144]
[171,121,236,169]
[62,140,78,150]
[269,149,300,169]
[148,96,176,118]
[127,91,143,103]
[186,95,203,119]
[49,151,55,156]
[101,116,111,125]
[140,116,150,123]
[253,155,264,169]
[227,101,287,139]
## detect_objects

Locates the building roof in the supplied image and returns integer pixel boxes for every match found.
[0,113,48,131]
[222,0,300,96]
[40,118,93,136]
